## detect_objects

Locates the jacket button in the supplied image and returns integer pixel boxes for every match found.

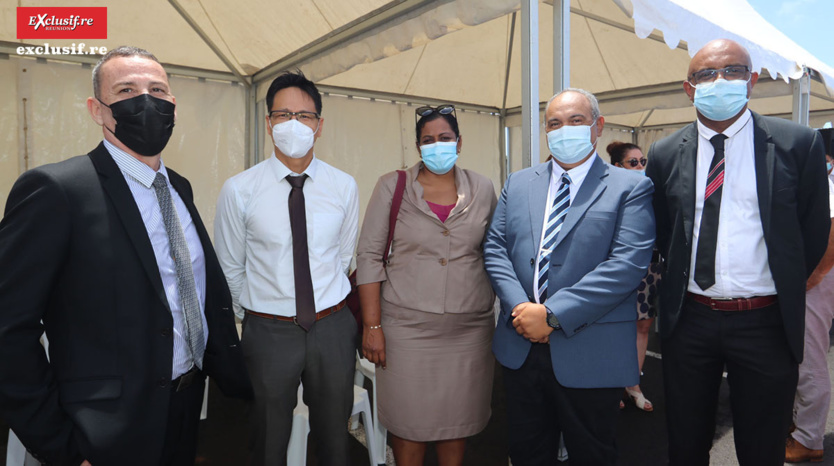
[159,377,168,388]
[530,258,535,266]
[439,258,448,266]
[442,230,450,236]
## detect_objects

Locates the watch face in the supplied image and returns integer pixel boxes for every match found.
[547,312,559,328]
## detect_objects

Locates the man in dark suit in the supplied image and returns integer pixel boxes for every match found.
[0,46,252,466]
[646,39,829,465]
[485,88,655,465]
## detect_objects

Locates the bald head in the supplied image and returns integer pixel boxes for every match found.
[687,39,752,82]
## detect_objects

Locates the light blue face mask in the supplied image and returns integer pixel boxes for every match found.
[693,78,750,122]
[420,140,458,174]
[546,122,597,165]
[827,162,832,173]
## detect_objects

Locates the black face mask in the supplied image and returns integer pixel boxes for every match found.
[99,94,175,156]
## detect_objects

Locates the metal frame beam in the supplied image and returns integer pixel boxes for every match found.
[520,0,539,169]
[553,0,570,93]
[252,0,448,85]
[792,67,811,126]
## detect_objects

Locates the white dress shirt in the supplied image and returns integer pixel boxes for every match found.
[688,110,777,297]
[533,154,598,302]
[104,140,208,379]
[215,154,359,319]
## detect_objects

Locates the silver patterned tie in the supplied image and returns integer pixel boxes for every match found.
[538,172,571,301]
[152,172,204,369]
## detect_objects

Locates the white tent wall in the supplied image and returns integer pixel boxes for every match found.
[0,58,20,212]
[0,57,246,236]
[257,92,502,221]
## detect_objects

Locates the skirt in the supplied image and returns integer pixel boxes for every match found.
[376,300,494,441]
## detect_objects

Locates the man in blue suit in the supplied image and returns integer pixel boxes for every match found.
[484,88,655,465]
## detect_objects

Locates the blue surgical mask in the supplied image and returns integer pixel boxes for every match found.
[827,162,832,172]
[546,122,597,165]
[420,141,458,174]
[693,78,750,122]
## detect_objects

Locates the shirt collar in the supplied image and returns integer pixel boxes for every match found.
[269,152,319,181]
[103,139,169,188]
[697,108,752,141]
[550,151,598,182]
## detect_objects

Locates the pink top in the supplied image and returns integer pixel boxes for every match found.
[426,201,455,223]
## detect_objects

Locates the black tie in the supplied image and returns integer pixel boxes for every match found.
[694,134,728,291]
[287,175,316,331]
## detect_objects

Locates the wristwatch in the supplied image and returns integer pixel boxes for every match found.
[546,310,561,330]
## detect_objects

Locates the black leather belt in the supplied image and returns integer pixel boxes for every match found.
[172,366,200,392]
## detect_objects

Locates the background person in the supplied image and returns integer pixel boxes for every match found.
[607,141,658,412]
[787,127,834,463]
[356,104,497,466]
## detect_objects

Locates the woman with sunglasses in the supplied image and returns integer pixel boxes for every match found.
[356,105,497,465]
[607,141,658,412]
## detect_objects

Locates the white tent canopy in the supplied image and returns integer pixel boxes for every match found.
[2,0,833,226]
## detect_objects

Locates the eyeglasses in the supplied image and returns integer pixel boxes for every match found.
[625,158,647,168]
[269,110,320,124]
[688,65,751,85]
[415,104,457,121]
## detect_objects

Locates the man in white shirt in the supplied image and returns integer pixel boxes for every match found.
[0,46,251,466]
[646,39,829,465]
[214,71,359,465]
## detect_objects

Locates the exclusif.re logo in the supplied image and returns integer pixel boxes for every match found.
[17,7,107,39]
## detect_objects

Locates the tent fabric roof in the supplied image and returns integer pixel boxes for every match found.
[622,0,834,91]
[2,0,832,128]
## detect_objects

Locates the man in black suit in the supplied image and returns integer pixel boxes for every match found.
[646,39,829,465]
[0,46,252,466]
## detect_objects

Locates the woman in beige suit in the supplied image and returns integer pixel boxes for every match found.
[356,105,497,466]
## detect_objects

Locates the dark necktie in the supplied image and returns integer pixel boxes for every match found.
[152,173,204,369]
[287,174,316,331]
[538,172,571,301]
[694,134,728,291]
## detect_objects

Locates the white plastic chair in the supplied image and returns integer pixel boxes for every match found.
[287,383,377,466]
[353,353,388,465]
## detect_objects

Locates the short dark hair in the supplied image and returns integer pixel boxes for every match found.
[606,141,642,165]
[92,46,160,99]
[416,112,460,142]
[265,71,322,114]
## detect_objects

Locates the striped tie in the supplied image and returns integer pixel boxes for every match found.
[694,133,728,291]
[152,173,204,369]
[538,172,571,301]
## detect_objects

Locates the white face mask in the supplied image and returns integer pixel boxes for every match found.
[271,119,316,159]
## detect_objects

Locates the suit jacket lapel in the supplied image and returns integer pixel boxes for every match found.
[88,143,169,310]
[553,156,607,250]
[679,124,698,245]
[528,161,552,252]
[751,112,774,240]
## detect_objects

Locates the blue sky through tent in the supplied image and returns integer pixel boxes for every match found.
[746,0,833,70]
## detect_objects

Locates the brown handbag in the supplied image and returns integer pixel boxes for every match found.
[347,170,407,340]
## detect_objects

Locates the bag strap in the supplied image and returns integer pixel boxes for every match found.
[382,170,406,265]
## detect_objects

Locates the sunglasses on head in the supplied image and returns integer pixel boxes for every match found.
[625,158,647,168]
[415,104,457,121]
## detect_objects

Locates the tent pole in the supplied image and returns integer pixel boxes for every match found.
[792,67,811,126]
[553,0,570,92]
[521,0,539,169]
